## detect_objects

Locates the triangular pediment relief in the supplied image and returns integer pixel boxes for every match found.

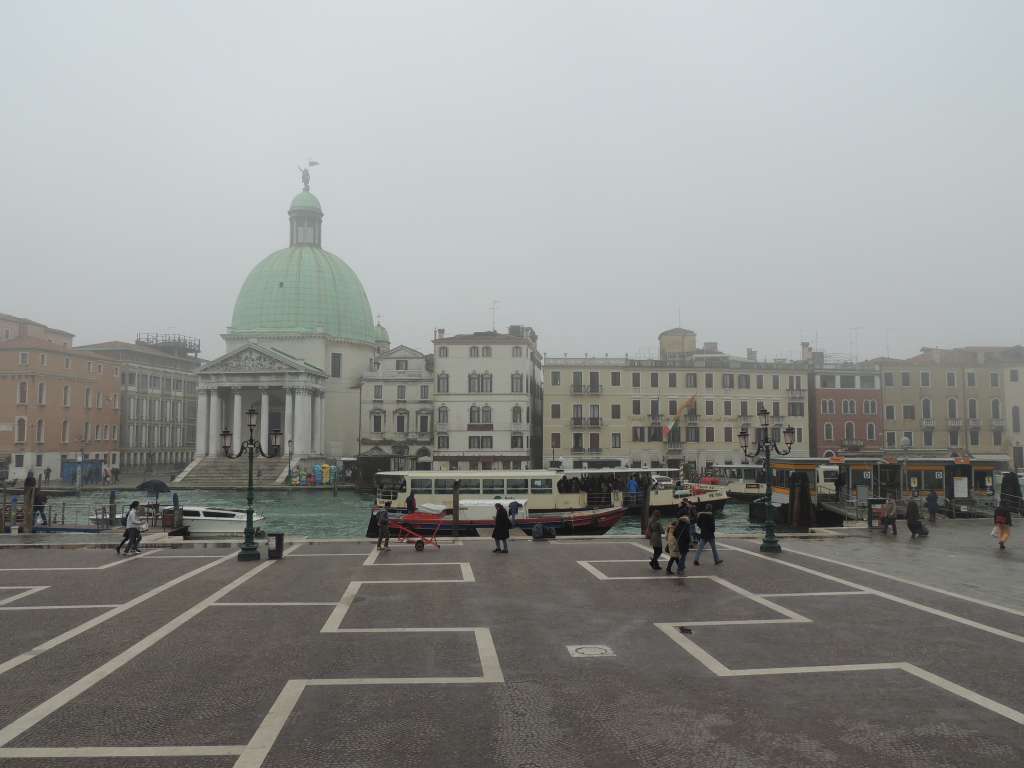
[201,343,310,375]
[380,345,425,359]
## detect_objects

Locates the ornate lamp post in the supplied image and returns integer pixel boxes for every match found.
[738,407,796,554]
[221,406,281,561]
[286,439,295,484]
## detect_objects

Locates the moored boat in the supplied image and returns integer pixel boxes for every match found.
[164,506,263,535]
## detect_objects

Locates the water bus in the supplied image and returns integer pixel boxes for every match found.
[703,464,766,502]
[368,470,626,537]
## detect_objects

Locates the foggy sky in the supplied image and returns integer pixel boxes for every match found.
[2,1,1021,364]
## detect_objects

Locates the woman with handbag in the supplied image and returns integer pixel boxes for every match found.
[994,504,1012,550]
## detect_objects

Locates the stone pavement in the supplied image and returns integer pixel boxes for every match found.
[0,528,1020,767]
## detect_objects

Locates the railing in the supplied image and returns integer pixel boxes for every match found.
[467,423,494,430]
[571,447,603,454]
[948,418,963,427]
[968,418,980,428]
[992,418,1006,428]
[920,418,935,428]
[787,390,805,399]
[649,415,662,425]
[570,417,603,427]
[571,384,602,394]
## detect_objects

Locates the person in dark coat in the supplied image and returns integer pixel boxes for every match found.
[693,504,723,565]
[405,491,417,513]
[905,500,926,538]
[925,490,939,524]
[666,510,691,575]
[492,503,511,553]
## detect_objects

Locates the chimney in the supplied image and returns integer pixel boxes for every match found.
[747,348,758,362]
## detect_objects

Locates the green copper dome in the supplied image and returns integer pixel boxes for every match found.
[375,322,390,344]
[289,191,322,212]
[229,189,375,344]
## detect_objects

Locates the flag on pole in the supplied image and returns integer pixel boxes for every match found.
[308,160,320,167]
[662,416,677,441]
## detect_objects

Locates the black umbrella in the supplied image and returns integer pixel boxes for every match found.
[136,479,171,495]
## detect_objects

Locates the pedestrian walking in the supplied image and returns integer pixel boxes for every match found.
[43,466,51,486]
[376,502,391,550]
[117,501,142,555]
[905,500,927,538]
[647,508,663,570]
[693,504,723,566]
[880,496,898,535]
[925,489,939,524]
[492,503,510,553]
[994,503,1012,551]
[508,498,522,526]
[666,510,691,575]
[405,490,417,513]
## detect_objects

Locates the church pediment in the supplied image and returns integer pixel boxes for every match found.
[201,344,309,375]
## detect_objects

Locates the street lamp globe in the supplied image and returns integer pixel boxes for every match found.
[220,429,233,456]
[246,406,259,431]
[783,425,796,447]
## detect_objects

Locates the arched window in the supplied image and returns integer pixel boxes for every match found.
[468,374,479,393]
[37,382,46,404]
[921,398,932,419]
[992,399,1001,419]
[481,374,493,393]
[437,374,449,393]
[947,398,958,419]
[17,381,27,404]
[469,406,481,424]
[967,399,977,419]
[1013,406,1021,433]
[35,419,44,442]
[61,420,69,443]
[844,422,855,441]
[481,346,492,357]
[866,422,877,441]
[438,406,448,424]
[63,385,70,406]
[823,422,834,441]
[15,417,26,443]
[469,346,479,358]
[511,373,524,393]
[482,406,492,424]
[512,405,522,423]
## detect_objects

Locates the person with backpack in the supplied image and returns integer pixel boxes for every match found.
[905,500,927,538]
[692,504,723,566]
[376,502,391,551]
[994,503,1013,551]
[117,501,142,555]
[492,503,511,553]
[666,510,691,575]
[647,508,663,570]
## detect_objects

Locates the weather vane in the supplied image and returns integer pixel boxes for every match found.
[298,159,320,192]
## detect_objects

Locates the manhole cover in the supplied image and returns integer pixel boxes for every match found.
[567,644,615,658]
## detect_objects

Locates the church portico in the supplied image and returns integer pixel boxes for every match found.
[196,344,327,461]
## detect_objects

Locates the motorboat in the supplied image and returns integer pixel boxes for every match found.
[163,506,263,535]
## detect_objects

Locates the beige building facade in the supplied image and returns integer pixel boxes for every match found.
[877,347,1024,472]
[358,345,434,470]
[543,330,811,471]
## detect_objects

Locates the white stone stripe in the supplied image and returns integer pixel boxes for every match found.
[720,544,1024,645]
[0,745,246,759]
[0,551,235,678]
[289,553,367,557]
[0,604,120,611]
[0,545,301,748]
[781,545,1024,618]
[213,602,337,607]
[760,591,871,598]
[0,586,49,606]
[0,549,158,571]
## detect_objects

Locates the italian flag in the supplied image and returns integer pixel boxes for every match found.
[663,395,697,440]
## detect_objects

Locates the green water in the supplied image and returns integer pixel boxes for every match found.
[68,490,763,538]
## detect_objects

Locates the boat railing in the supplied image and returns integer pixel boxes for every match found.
[584,491,614,509]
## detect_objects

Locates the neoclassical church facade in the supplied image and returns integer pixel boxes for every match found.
[191,178,385,465]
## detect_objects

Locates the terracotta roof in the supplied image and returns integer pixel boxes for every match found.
[0,312,74,338]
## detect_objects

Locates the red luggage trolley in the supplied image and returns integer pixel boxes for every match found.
[388,510,446,551]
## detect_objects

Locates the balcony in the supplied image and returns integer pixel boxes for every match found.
[666,441,683,454]
[787,390,806,399]
[948,418,963,428]
[920,418,935,428]
[649,415,663,425]
[968,418,980,428]
[571,446,603,455]
[571,384,602,395]
[467,423,494,431]
[571,417,604,427]
[685,415,699,425]
[992,418,1006,428]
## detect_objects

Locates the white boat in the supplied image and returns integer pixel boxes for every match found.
[164,506,263,535]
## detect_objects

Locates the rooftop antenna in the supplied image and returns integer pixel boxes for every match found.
[490,300,499,331]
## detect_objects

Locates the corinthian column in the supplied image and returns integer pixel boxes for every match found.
[231,388,243,454]
[195,388,209,457]
[260,388,270,450]
[208,389,222,457]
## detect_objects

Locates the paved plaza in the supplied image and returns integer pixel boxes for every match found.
[0,522,1021,767]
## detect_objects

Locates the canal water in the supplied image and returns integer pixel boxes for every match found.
[67,490,763,538]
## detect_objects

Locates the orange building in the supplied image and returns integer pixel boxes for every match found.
[0,314,121,482]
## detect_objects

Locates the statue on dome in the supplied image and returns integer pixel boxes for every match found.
[298,159,319,192]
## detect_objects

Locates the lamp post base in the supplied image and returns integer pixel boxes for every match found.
[238,542,261,561]
[759,538,782,554]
